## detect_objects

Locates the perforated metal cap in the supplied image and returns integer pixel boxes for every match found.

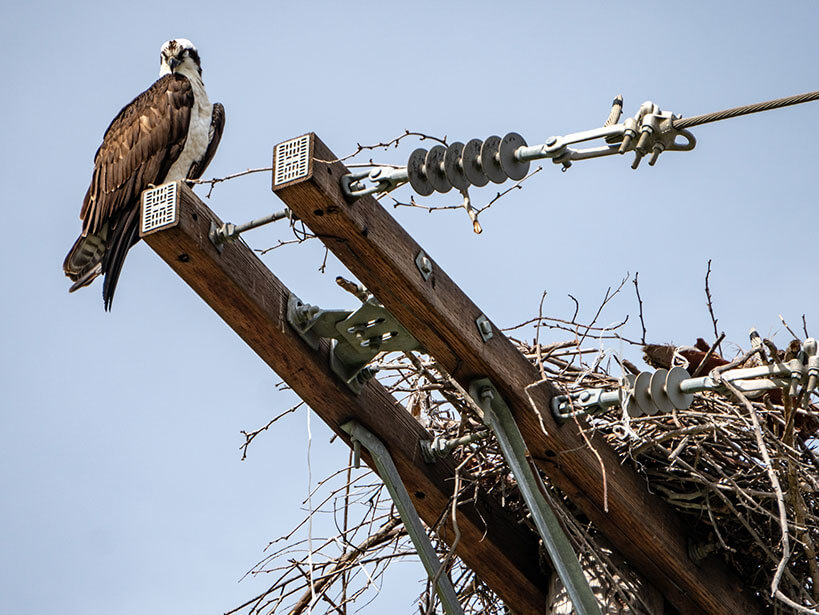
[140,182,178,236]
[274,134,311,186]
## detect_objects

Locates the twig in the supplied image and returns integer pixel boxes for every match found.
[704,259,724,356]
[189,166,273,198]
[633,272,647,345]
[721,380,790,598]
[691,332,726,378]
[780,314,801,342]
[317,130,449,164]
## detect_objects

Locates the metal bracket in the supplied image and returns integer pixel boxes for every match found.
[468,378,602,615]
[341,166,410,200]
[340,420,464,615]
[287,293,420,393]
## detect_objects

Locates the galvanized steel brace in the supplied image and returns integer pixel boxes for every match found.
[469,379,603,615]
[340,420,465,615]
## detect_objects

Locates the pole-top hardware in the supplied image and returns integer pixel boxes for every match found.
[208,208,291,251]
[476,314,493,342]
[468,378,603,615]
[340,420,465,615]
[341,166,410,201]
[419,430,489,463]
[286,292,420,394]
[339,97,697,201]
[552,337,819,421]
[415,250,433,280]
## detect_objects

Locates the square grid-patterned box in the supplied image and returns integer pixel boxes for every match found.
[141,182,178,235]
[274,135,311,186]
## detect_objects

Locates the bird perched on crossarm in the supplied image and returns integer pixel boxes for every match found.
[63,38,225,309]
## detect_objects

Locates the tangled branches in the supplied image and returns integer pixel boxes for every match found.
[235,274,818,614]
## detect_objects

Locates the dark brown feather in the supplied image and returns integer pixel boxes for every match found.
[65,74,195,309]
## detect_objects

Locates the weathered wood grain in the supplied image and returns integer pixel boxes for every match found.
[141,182,549,615]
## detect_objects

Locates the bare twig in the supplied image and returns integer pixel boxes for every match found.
[704,259,724,356]
[633,272,647,345]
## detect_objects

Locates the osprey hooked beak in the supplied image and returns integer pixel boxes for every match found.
[168,56,181,72]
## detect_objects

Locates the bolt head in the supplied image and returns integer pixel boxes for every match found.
[479,320,491,335]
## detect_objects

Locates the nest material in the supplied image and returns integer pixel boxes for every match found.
[235,325,818,615]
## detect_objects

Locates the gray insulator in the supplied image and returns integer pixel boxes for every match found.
[444,142,469,191]
[408,148,434,196]
[462,138,489,187]
[479,136,507,184]
[499,132,530,180]
[425,146,452,193]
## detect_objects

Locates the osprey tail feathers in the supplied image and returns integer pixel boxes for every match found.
[63,225,108,291]
[63,207,140,310]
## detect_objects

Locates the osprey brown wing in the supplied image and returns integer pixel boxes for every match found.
[79,73,193,235]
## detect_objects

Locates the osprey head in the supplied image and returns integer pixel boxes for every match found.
[159,38,202,77]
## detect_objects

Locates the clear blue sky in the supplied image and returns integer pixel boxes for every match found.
[2,2,818,614]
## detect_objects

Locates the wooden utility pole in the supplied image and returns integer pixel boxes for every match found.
[140,183,549,615]
[270,134,763,615]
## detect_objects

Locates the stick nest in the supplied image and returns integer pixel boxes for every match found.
[234,304,818,615]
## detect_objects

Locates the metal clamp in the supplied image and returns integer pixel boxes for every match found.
[516,99,696,171]
[469,379,602,615]
[340,420,464,615]
[420,430,489,463]
[340,167,410,200]
[287,293,420,393]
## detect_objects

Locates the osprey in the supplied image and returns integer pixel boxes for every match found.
[64,38,225,309]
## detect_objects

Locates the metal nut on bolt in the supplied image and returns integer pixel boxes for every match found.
[415,250,433,280]
[476,314,493,342]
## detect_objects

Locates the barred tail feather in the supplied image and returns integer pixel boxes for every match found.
[63,226,108,289]
[68,263,102,292]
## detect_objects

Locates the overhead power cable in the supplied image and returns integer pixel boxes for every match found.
[673,89,819,129]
